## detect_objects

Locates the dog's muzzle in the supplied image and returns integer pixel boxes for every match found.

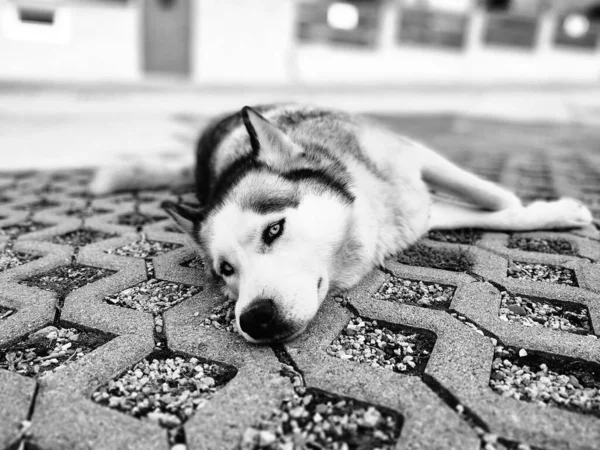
[239,298,289,341]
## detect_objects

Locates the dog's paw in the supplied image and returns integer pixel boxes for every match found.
[88,166,131,196]
[88,165,143,196]
[526,197,593,229]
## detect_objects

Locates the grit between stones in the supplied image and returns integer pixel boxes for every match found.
[373,276,454,310]
[490,346,600,417]
[499,291,591,334]
[242,389,402,450]
[0,325,112,377]
[326,317,435,375]
[20,264,116,297]
[106,236,182,259]
[197,299,237,333]
[52,228,116,247]
[507,237,576,256]
[14,198,59,211]
[117,212,166,228]
[0,220,49,237]
[427,229,482,245]
[507,262,576,286]
[0,305,15,320]
[92,355,235,444]
[0,248,40,272]
[104,279,202,314]
[397,244,473,272]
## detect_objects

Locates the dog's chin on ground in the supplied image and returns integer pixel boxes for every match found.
[238,324,307,345]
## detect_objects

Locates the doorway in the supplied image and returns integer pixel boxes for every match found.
[142,0,191,75]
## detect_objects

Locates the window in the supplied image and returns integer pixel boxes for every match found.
[554,14,598,50]
[398,8,468,49]
[484,14,538,48]
[296,1,382,47]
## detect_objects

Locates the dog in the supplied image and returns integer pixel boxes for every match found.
[90,104,593,344]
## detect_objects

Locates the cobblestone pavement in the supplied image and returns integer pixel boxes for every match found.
[1,115,600,450]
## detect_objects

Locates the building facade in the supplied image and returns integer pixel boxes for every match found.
[0,0,598,84]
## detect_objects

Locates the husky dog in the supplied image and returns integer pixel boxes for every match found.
[90,104,593,344]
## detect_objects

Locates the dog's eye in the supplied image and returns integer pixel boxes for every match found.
[220,261,235,277]
[263,219,285,245]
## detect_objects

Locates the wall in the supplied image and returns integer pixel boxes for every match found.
[192,0,295,84]
[295,3,600,85]
[0,0,140,82]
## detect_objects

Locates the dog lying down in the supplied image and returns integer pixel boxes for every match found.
[90,105,593,344]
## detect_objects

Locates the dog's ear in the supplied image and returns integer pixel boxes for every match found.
[242,106,302,169]
[161,201,204,238]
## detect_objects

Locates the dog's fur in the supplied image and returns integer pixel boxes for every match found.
[90,104,593,343]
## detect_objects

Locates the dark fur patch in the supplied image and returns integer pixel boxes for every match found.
[245,195,300,215]
[207,153,266,211]
[275,109,340,130]
[195,105,276,206]
[241,106,262,156]
[283,168,354,204]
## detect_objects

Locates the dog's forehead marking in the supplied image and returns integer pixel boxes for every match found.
[235,172,301,214]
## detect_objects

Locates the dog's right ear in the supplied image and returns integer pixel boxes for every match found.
[161,201,204,237]
[241,106,302,170]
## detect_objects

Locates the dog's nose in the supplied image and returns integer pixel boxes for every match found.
[239,298,276,340]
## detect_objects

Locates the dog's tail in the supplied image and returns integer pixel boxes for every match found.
[88,162,194,196]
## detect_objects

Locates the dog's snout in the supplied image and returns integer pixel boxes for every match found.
[239,298,276,340]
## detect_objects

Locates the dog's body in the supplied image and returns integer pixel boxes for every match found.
[91,104,593,343]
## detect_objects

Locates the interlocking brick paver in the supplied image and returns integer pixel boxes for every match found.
[2,117,600,449]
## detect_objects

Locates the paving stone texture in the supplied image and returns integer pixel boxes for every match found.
[1,115,600,450]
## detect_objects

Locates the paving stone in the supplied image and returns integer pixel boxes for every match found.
[0,370,37,449]
[30,334,167,450]
[2,118,600,449]
[164,292,296,450]
[0,325,114,378]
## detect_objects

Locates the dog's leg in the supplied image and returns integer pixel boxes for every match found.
[429,198,592,231]
[420,147,522,211]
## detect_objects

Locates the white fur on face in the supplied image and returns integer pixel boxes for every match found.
[203,192,350,342]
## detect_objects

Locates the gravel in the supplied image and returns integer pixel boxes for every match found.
[373,276,454,310]
[481,436,537,450]
[0,305,15,320]
[0,249,40,272]
[92,354,235,442]
[20,264,116,297]
[499,291,591,334]
[117,212,166,228]
[242,389,402,450]
[104,279,202,314]
[0,325,113,377]
[51,229,116,247]
[165,225,184,234]
[507,262,577,286]
[397,244,473,272]
[326,317,435,375]
[0,220,50,237]
[507,237,576,255]
[490,346,600,417]
[198,299,236,333]
[14,198,59,211]
[427,229,482,245]
[64,206,112,218]
[182,256,204,269]
[106,235,181,258]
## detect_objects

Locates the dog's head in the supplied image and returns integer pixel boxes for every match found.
[162,107,354,343]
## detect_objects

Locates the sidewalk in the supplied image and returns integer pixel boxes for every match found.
[2,83,600,171]
[1,105,600,449]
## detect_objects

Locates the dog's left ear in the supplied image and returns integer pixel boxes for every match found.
[161,201,204,238]
[242,106,303,169]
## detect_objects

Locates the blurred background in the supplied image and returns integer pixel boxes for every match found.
[1,0,600,171]
[1,0,600,84]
